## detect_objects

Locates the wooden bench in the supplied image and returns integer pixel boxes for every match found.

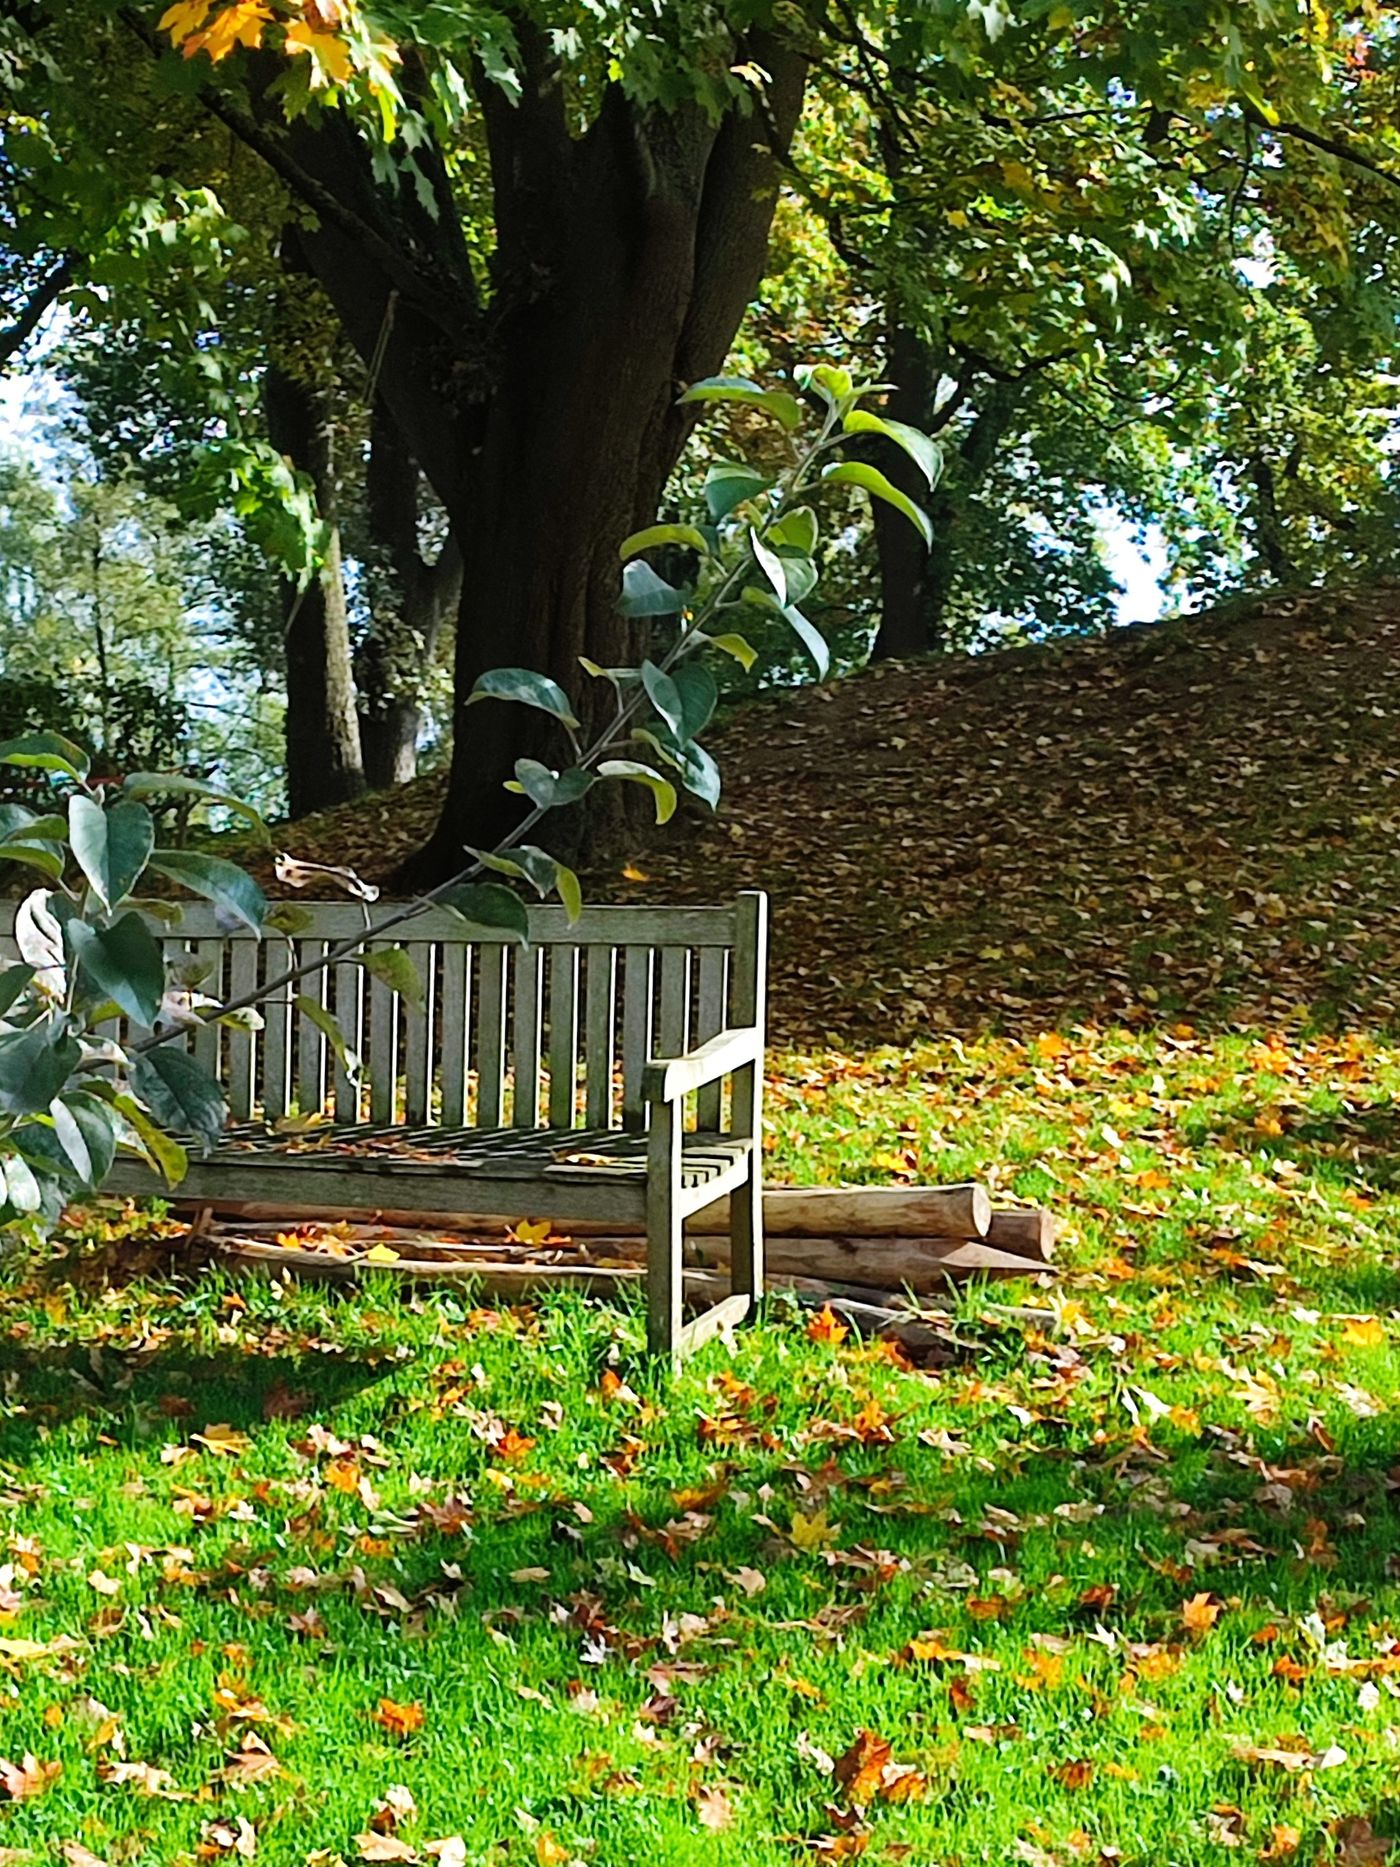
[98,893,768,1361]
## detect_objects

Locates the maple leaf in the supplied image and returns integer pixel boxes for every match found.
[59,1847,108,1867]
[807,1305,849,1345]
[1259,1825,1301,1861]
[1051,1758,1095,1789]
[159,0,213,43]
[372,1699,425,1740]
[183,0,272,62]
[1334,1817,1393,1865]
[693,1783,737,1830]
[534,1836,570,1867]
[0,1754,59,1800]
[789,1507,838,1552]
[1181,1592,1222,1637]
[835,1730,893,1808]
[355,1838,418,1865]
[1342,1316,1385,1349]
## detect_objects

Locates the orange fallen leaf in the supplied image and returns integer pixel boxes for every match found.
[807,1305,849,1346]
[1181,1592,1222,1637]
[372,1699,425,1740]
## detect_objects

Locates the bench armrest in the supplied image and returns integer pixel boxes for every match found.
[642,1026,762,1103]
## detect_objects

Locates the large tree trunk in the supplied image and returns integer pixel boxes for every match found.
[258,31,806,882]
[871,321,945,660]
[356,395,461,790]
[262,357,365,818]
[872,334,1027,661]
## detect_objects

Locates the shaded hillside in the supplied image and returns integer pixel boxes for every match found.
[263,585,1400,1047]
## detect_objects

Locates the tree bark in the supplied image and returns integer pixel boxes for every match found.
[262,356,365,818]
[872,339,1026,660]
[238,31,807,881]
[355,395,461,789]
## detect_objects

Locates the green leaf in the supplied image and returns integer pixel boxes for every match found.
[509,760,596,810]
[67,795,156,911]
[66,913,165,1026]
[130,1047,227,1150]
[294,995,362,1084]
[768,507,820,555]
[0,1021,80,1117]
[578,659,642,691]
[751,528,788,606]
[0,731,89,780]
[705,462,773,523]
[357,946,426,1008]
[0,965,34,1018]
[778,554,818,607]
[706,633,759,673]
[842,409,941,488]
[0,805,36,841]
[619,523,711,561]
[641,661,687,742]
[679,376,802,429]
[2,813,66,842]
[146,850,267,934]
[597,759,678,825]
[782,605,832,679]
[553,861,583,925]
[106,1087,188,1187]
[0,1147,43,1214]
[440,882,531,945]
[61,1092,118,1185]
[618,561,687,618]
[467,669,579,730]
[821,461,933,547]
[0,841,64,881]
[48,1097,93,1184]
[121,772,268,840]
[796,363,854,409]
[672,663,718,741]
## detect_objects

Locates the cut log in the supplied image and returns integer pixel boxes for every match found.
[693,1182,992,1240]
[985,1207,1057,1264]
[179,1181,994,1241]
[582,1233,1049,1289]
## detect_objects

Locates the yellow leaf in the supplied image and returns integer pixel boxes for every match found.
[1342,1316,1385,1349]
[510,1218,552,1246]
[284,18,354,84]
[789,1508,838,1552]
[159,0,213,44]
[183,0,272,63]
[362,1243,401,1266]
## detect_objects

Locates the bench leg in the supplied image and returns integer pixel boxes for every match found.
[731,1059,763,1315]
[731,1143,763,1311]
[646,1097,683,1362]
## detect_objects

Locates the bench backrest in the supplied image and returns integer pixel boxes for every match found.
[114,894,766,1131]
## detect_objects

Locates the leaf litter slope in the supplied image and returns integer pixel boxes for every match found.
[270,583,1400,1048]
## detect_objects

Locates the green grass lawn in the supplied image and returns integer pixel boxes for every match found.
[5,1020,1400,1865]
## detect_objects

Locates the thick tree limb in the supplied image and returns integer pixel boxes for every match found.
[0,252,73,368]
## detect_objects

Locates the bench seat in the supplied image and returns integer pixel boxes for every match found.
[108,1124,755,1224]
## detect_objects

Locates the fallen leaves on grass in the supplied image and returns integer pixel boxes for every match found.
[372,1700,425,1740]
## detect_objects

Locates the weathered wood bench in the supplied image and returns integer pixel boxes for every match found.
[97,893,768,1361]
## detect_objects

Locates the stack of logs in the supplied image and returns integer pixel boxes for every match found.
[184,1181,1056,1347]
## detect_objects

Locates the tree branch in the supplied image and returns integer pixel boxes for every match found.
[0,252,73,368]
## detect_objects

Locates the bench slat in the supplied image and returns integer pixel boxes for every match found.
[475,945,507,1127]
[547,946,579,1128]
[294,938,328,1116]
[584,945,615,1129]
[226,941,259,1122]
[332,958,362,1122]
[403,942,434,1127]
[694,945,728,1131]
[511,943,543,1126]
[621,945,653,1133]
[438,943,469,1128]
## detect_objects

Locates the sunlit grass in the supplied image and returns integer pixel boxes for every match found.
[0,1018,1397,1861]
